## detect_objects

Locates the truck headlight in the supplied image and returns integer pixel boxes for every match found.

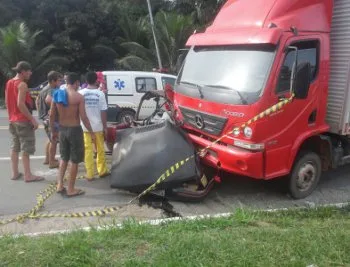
[233,127,240,136]
[243,126,253,138]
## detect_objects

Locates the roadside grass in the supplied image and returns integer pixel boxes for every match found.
[1,206,350,267]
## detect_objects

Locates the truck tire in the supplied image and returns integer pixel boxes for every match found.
[117,109,135,124]
[288,151,322,199]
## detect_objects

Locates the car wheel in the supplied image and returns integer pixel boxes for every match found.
[117,109,135,124]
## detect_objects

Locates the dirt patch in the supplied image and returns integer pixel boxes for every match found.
[136,242,150,257]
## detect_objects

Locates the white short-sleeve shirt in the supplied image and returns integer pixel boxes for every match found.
[79,88,108,132]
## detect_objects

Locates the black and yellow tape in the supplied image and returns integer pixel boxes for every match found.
[131,94,295,201]
[129,156,195,202]
[0,182,57,226]
[199,94,295,155]
[0,172,113,226]
[241,95,294,128]
[28,206,123,219]
[0,94,295,226]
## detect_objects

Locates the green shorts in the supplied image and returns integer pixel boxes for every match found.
[9,122,36,155]
[59,126,84,164]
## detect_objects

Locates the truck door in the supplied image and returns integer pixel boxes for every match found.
[264,36,322,178]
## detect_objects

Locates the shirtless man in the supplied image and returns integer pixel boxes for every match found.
[50,72,95,197]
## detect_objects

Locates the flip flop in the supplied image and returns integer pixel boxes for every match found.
[25,176,45,183]
[49,162,60,169]
[56,187,67,195]
[11,173,23,180]
[64,189,85,198]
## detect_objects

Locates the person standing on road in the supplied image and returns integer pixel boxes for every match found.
[36,71,62,169]
[96,72,107,94]
[5,61,44,182]
[79,71,109,181]
[50,72,95,197]
[60,72,82,91]
[59,73,68,90]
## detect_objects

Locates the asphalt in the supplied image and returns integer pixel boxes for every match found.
[0,110,349,235]
[0,111,133,216]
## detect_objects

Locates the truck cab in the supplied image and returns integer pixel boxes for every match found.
[173,0,350,199]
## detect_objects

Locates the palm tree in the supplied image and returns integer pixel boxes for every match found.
[115,15,156,71]
[0,21,70,80]
[155,11,194,73]
[117,11,194,73]
[170,0,226,26]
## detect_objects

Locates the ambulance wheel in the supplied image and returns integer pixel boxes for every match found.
[288,151,321,199]
[117,109,135,124]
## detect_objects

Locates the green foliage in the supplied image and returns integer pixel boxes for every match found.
[1,207,350,266]
[0,21,69,92]
[0,0,225,91]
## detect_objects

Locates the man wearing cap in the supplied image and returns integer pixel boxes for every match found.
[5,61,44,182]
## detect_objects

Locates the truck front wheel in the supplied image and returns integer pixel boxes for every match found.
[288,151,322,199]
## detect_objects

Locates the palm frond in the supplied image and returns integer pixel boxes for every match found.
[35,56,71,72]
[120,42,154,60]
[117,55,154,71]
[91,44,118,58]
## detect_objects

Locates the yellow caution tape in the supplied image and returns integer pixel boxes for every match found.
[131,94,295,202]
[199,94,295,156]
[0,94,294,226]
[0,172,112,226]
[0,182,56,226]
[129,156,194,202]
[28,206,123,219]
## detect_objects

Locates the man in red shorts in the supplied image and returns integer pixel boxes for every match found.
[5,61,44,182]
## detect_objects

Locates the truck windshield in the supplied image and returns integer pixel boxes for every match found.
[176,45,276,105]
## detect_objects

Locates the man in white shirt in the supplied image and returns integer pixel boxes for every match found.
[79,71,109,180]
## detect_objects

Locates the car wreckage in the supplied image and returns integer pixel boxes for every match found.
[106,87,216,201]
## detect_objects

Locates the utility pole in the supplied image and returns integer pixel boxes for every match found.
[146,0,163,69]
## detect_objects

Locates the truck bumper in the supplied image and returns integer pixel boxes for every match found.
[188,133,264,179]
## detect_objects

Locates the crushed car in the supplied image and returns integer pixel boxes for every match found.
[105,87,215,201]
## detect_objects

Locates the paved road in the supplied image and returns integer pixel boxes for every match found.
[0,109,349,234]
[0,110,133,217]
[173,166,350,217]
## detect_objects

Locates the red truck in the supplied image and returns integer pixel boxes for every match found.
[173,0,350,199]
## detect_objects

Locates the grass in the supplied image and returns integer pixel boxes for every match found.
[1,206,350,267]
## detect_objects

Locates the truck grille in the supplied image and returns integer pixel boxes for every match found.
[179,106,227,136]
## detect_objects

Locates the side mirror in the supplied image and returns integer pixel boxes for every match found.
[293,62,311,99]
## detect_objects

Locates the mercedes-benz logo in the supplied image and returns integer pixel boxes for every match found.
[195,114,204,129]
